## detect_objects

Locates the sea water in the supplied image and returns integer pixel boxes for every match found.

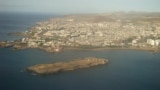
[0,12,160,90]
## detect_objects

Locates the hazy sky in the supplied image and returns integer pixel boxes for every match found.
[1,0,160,14]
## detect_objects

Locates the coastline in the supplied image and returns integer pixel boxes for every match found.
[1,43,159,53]
[64,47,159,53]
[1,41,159,53]
[1,12,160,54]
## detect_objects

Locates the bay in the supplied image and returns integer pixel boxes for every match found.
[0,12,160,90]
[0,48,160,90]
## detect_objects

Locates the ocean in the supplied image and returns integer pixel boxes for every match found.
[0,12,160,90]
[0,12,56,41]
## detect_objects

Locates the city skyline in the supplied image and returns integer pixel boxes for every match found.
[1,0,160,14]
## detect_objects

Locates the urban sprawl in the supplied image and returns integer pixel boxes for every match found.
[1,12,160,52]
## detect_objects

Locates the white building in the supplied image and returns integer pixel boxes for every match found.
[147,39,155,46]
[155,40,160,46]
[132,39,138,46]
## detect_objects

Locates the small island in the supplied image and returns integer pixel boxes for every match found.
[26,57,109,75]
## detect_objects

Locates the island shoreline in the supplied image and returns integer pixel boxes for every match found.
[26,57,109,75]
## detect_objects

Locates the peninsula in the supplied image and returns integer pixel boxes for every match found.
[0,12,160,52]
[27,57,109,75]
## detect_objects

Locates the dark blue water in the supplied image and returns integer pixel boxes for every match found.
[0,12,160,90]
[0,12,56,41]
[0,48,160,90]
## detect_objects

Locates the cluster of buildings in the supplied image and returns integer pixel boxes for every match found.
[17,13,160,50]
[147,39,160,46]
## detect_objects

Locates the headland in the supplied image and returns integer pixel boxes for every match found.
[0,12,160,53]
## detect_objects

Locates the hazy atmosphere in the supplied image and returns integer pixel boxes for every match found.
[1,0,160,14]
[1,0,160,90]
